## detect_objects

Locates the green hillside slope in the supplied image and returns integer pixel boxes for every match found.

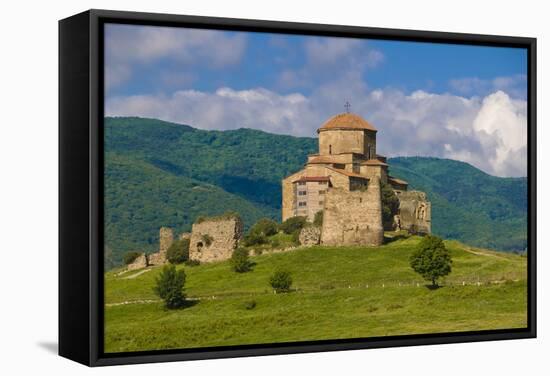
[104,237,527,353]
[388,157,527,251]
[104,117,527,264]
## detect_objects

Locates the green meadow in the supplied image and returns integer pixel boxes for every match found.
[104,236,527,353]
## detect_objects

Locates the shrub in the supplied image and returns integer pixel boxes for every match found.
[231,248,252,273]
[409,235,452,287]
[201,234,213,246]
[243,232,268,246]
[166,238,190,264]
[291,230,301,245]
[279,216,307,235]
[153,264,186,309]
[250,218,279,237]
[270,238,281,248]
[123,251,141,265]
[244,300,256,310]
[313,210,324,227]
[381,182,400,230]
[185,259,200,267]
[269,270,293,293]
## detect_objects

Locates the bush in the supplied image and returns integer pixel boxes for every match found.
[153,264,186,309]
[250,218,279,237]
[185,259,200,267]
[231,248,252,273]
[123,251,141,265]
[313,210,323,227]
[270,238,281,248]
[166,239,190,264]
[279,216,307,235]
[291,230,301,245]
[409,235,452,287]
[243,232,268,246]
[269,270,293,293]
[381,182,400,230]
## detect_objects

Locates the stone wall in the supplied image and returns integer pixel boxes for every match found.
[395,191,431,235]
[189,215,243,263]
[321,177,384,246]
[299,225,321,246]
[319,129,366,155]
[127,253,148,270]
[148,227,174,265]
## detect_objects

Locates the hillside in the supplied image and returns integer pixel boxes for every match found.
[104,237,527,352]
[104,117,527,264]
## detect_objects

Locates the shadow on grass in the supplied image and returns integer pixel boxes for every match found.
[162,299,199,311]
[383,232,410,244]
[425,284,443,290]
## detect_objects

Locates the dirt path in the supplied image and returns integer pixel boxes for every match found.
[123,268,152,279]
[463,247,510,260]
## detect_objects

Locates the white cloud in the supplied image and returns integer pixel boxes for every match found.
[104,24,247,90]
[106,86,527,177]
[449,74,527,99]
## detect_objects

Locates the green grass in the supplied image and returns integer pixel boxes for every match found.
[104,236,527,353]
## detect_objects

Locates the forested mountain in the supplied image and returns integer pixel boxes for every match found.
[104,117,527,264]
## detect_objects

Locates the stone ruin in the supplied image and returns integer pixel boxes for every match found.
[125,215,243,270]
[321,177,384,246]
[394,191,431,235]
[299,225,321,246]
[189,214,243,263]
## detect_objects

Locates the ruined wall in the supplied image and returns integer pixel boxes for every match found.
[299,225,321,246]
[148,227,174,265]
[189,216,244,263]
[395,191,431,235]
[127,253,148,270]
[321,178,384,246]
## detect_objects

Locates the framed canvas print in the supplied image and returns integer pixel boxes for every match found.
[59,9,536,366]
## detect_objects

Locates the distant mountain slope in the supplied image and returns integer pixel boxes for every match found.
[388,157,527,252]
[104,117,527,263]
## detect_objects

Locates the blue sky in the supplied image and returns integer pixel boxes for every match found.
[104,24,528,177]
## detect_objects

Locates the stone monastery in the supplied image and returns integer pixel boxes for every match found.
[282,111,431,246]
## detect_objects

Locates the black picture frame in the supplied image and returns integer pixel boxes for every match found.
[59,9,537,367]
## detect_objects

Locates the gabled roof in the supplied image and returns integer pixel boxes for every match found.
[318,113,377,132]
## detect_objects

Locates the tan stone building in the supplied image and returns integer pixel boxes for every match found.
[282,112,431,246]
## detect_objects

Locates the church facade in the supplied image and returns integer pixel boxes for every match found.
[281,112,431,246]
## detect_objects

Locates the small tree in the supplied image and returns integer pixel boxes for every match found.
[381,182,400,230]
[166,238,190,264]
[280,216,307,235]
[409,235,452,287]
[231,248,252,273]
[313,210,323,227]
[243,232,268,246]
[249,218,279,237]
[269,270,293,293]
[153,264,186,309]
[123,251,141,265]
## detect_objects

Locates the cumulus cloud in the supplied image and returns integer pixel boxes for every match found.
[106,83,527,177]
[104,24,247,90]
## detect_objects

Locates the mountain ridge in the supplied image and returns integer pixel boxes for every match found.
[104,116,527,264]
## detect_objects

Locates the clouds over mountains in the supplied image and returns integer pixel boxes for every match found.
[104,25,528,177]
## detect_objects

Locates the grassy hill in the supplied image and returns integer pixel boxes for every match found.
[104,237,527,353]
[104,117,527,265]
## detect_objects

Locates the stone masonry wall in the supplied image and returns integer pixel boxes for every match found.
[189,216,243,263]
[321,177,384,246]
[148,227,174,265]
[127,253,148,270]
[395,191,431,235]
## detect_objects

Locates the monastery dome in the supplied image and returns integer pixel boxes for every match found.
[318,112,377,132]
